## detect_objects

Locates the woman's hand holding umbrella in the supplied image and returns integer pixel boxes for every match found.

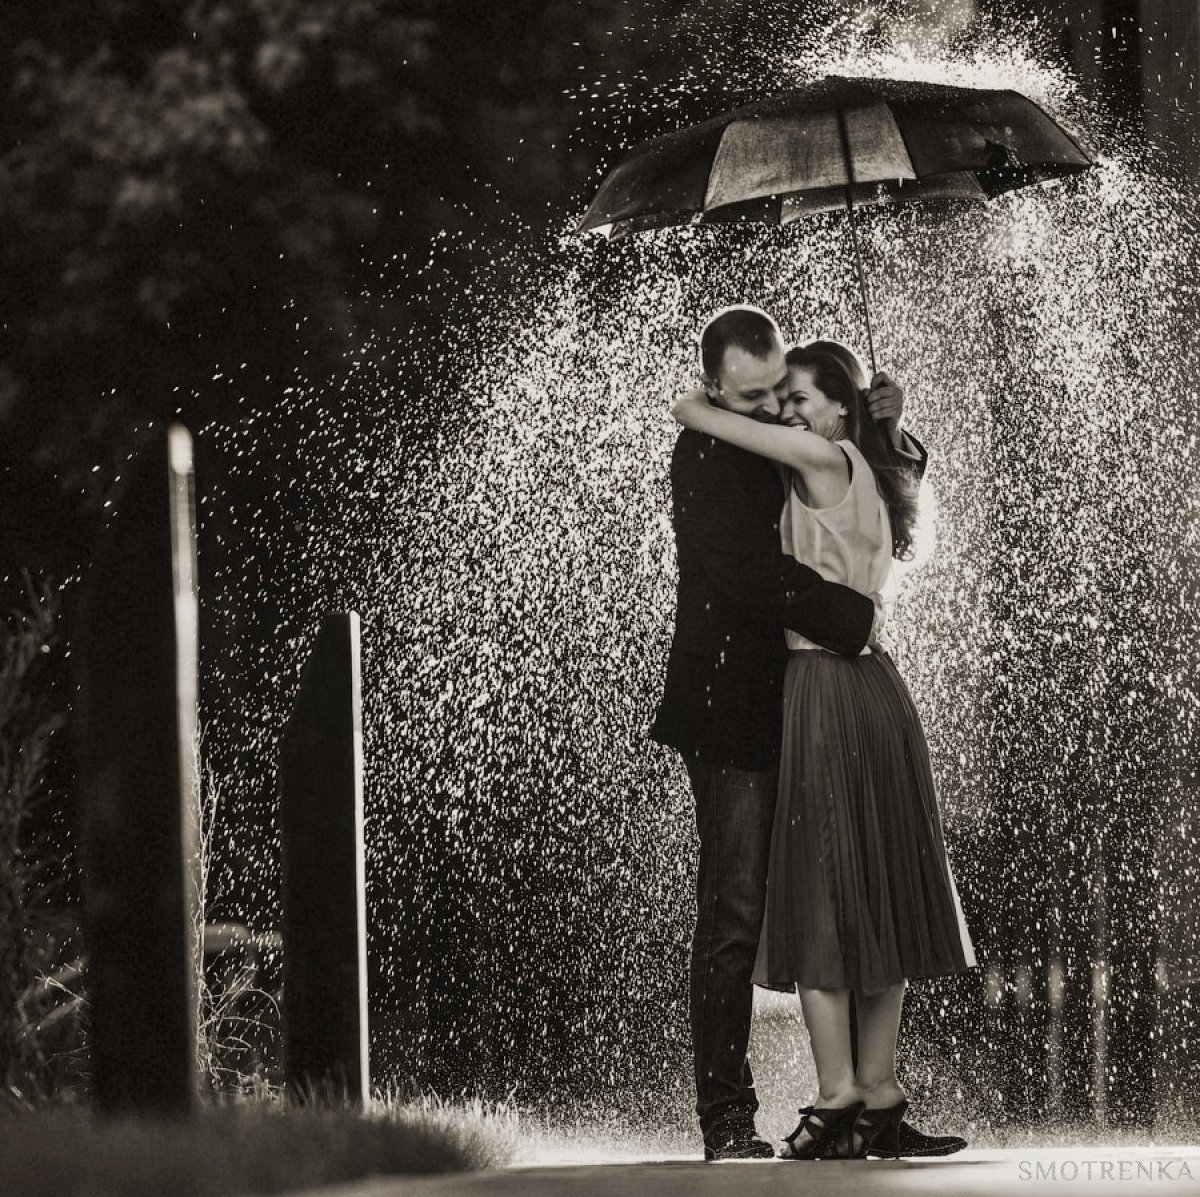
[865,371,906,450]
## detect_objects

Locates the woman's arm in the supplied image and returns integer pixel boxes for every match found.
[670,388,844,475]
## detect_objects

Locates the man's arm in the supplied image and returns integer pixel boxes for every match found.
[673,448,875,656]
[783,566,881,657]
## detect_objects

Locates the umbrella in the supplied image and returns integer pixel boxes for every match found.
[577,75,1093,371]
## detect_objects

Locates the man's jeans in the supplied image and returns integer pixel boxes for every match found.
[683,753,777,1141]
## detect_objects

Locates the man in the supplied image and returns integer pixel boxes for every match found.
[651,305,966,1162]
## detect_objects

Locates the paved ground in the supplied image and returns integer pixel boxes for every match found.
[308,1145,1200,1197]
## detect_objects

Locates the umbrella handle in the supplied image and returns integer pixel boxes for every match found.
[836,107,878,377]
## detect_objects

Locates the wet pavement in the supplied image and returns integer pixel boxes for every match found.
[306,1145,1200,1197]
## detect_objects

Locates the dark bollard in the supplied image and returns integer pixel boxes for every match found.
[280,612,368,1105]
[76,424,202,1116]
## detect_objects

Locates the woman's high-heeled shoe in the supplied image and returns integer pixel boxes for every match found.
[778,1101,865,1160]
[852,1099,910,1159]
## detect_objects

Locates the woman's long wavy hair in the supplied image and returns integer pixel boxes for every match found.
[786,340,920,560]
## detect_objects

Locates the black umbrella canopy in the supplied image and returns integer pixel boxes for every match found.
[578,75,1094,239]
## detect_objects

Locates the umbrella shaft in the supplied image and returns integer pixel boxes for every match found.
[836,106,878,375]
[844,191,877,376]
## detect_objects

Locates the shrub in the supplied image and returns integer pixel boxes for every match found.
[0,573,85,1105]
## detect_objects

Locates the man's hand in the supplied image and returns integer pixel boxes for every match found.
[867,591,887,651]
[866,371,906,449]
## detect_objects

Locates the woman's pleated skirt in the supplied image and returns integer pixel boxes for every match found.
[752,649,976,996]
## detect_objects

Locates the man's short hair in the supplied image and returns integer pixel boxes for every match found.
[699,305,782,379]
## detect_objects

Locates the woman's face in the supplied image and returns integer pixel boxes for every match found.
[782,365,846,440]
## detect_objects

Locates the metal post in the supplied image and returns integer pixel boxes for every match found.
[280,612,369,1104]
[76,424,201,1116]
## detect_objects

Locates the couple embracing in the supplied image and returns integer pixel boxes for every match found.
[651,306,976,1162]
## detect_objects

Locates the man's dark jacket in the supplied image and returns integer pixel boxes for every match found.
[650,429,922,771]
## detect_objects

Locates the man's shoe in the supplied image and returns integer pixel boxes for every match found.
[703,1120,775,1161]
[867,1117,967,1159]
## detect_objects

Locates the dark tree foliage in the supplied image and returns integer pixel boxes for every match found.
[0,0,713,579]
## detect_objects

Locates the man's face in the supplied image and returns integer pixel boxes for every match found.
[706,339,789,422]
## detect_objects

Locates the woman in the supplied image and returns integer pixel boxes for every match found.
[671,340,976,1161]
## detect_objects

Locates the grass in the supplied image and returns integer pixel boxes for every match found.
[0,574,82,1105]
[0,1095,518,1197]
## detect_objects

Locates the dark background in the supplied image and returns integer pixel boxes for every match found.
[2,0,1197,1120]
